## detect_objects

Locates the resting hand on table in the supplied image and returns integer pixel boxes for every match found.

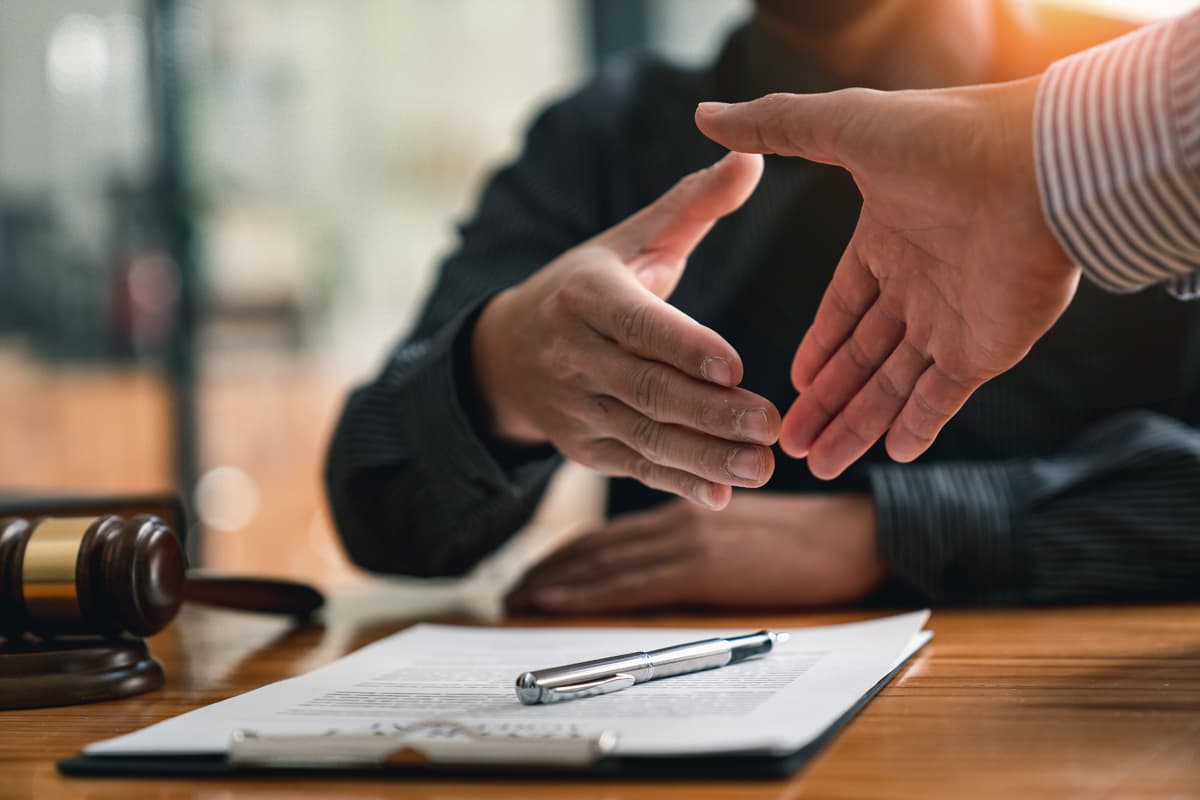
[507,493,885,613]
[473,152,780,510]
[696,78,1080,478]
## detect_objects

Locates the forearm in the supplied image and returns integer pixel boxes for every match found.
[325,303,560,577]
[1035,7,1200,297]
[870,411,1200,604]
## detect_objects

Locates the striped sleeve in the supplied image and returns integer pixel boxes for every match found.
[1035,7,1200,299]
[869,411,1200,605]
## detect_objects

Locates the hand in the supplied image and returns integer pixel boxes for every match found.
[696,78,1081,478]
[506,493,885,613]
[473,153,781,510]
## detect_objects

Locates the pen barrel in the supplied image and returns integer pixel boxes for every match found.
[645,638,731,679]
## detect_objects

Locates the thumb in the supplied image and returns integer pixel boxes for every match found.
[601,151,763,298]
[695,91,870,166]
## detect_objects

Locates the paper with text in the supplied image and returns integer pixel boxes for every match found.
[88,611,930,758]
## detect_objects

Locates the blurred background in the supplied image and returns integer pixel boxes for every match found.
[0,0,1191,591]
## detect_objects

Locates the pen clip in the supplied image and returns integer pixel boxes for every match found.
[543,672,636,703]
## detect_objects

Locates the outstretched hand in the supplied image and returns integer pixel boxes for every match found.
[696,78,1080,478]
[473,152,779,509]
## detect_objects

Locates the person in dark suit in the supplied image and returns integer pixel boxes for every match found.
[326,1,1200,611]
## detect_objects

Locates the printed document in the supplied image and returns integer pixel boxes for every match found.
[88,611,930,758]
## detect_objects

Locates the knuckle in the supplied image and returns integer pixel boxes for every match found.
[629,415,665,461]
[911,391,946,427]
[631,456,658,486]
[806,385,839,421]
[825,282,858,321]
[844,334,874,373]
[841,409,875,447]
[587,395,615,424]
[899,416,935,446]
[553,269,591,316]
[693,395,727,434]
[874,365,905,402]
[761,93,801,152]
[704,441,733,477]
[631,362,668,418]
[543,336,580,382]
[618,303,655,348]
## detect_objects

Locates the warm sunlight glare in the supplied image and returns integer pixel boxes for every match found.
[1061,0,1197,20]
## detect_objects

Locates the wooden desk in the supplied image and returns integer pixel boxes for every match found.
[4,604,1200,799]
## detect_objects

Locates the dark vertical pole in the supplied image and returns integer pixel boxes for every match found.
[145,0,201,564]
[586,0,651,66]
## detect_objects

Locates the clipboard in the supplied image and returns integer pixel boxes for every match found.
[57,646,924,781]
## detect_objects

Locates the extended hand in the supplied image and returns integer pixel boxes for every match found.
[473,153,780,510]
[696,78,1081,478]
[507,493,884,613]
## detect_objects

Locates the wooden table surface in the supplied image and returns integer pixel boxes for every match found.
[4,603,1200,799]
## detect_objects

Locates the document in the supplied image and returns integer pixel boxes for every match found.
[87,611,930,759]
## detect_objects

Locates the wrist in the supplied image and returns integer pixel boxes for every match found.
[993,74,1078,287]
[471,289,545,444]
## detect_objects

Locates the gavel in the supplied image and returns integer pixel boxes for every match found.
[0,513,182,638]
[0,495,323,640]
[0,495,324,710]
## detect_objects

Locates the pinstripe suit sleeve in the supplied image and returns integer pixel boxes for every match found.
[869,411,1200,604]
[1035,7,1200,298]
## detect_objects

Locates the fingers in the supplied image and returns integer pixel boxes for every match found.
[588,342,779,446]
[523,562,695,614]
[780,298,903,458]
[694,90,871,165]
[531,505,676,574]
[601,152,764,298]
[519,520,690,597]
[804,340,930,479]
[507,508,683,612]
[884,366,980,463]
[583,438,734,510]
[570,267,744,388]
[587,397,774,490]
[790,235,879,393]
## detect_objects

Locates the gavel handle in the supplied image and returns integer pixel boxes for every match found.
[183,572,324,617]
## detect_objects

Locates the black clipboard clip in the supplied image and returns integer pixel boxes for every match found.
[228,721,618,770]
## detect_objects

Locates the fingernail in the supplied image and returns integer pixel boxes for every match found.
[697,101,731,114]
[734,408,771,443]
[724,447,763,482]
[694,482,720,510]
[700,356,734,387]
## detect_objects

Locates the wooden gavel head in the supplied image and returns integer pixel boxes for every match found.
[0,514,185,638]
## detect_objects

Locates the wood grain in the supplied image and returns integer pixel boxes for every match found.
[2,604,1198,799]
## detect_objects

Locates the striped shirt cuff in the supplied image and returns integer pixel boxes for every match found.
[1035,8,1200,298]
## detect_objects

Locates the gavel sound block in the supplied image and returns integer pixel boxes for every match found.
[0,513,184,709]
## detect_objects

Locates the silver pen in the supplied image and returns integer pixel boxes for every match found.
[515,630,788,704]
